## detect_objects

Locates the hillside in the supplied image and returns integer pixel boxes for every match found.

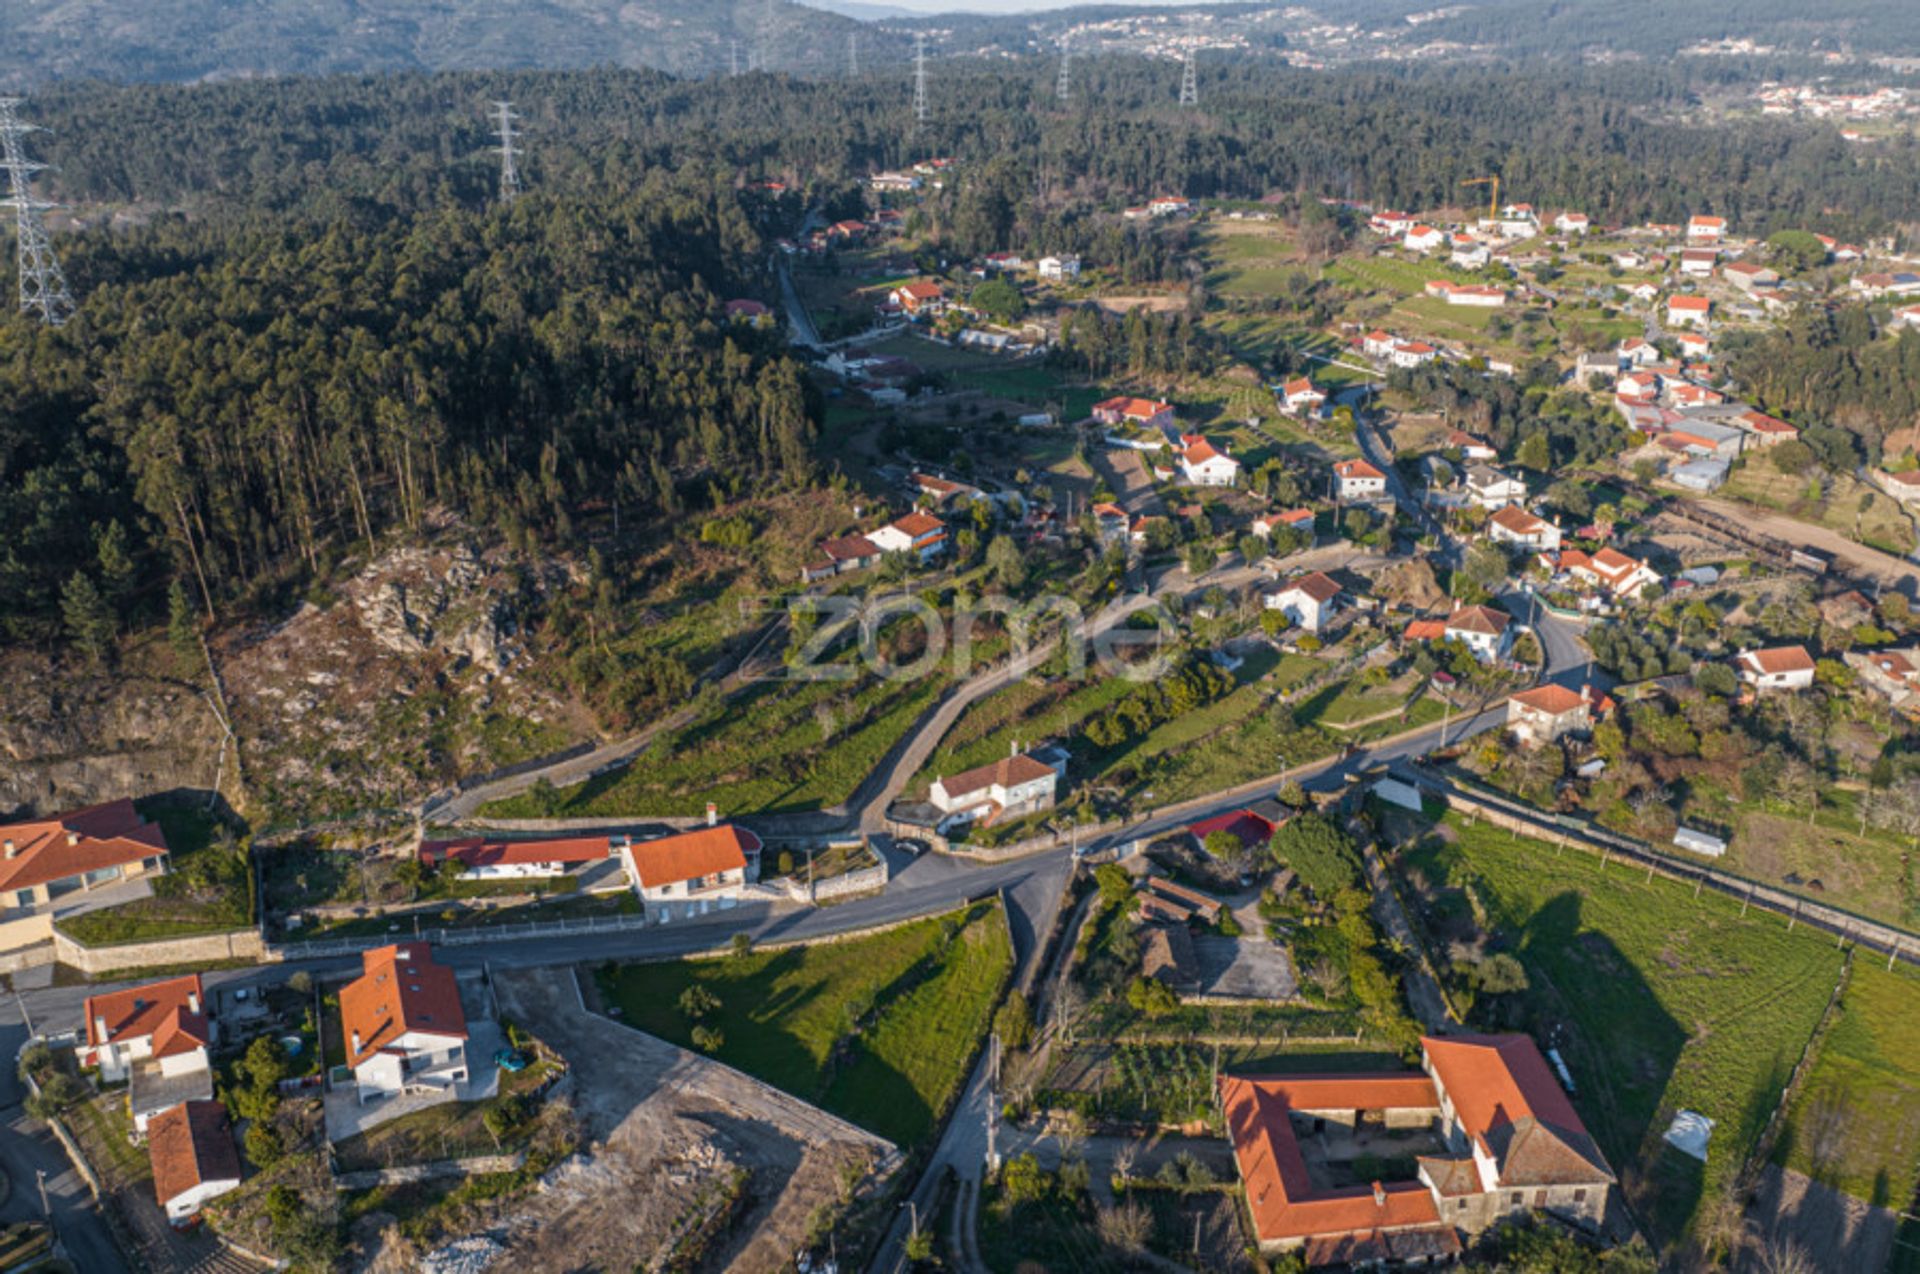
[0,0,900,85]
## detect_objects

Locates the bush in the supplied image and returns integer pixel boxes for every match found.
[993,991,1034,1051]
[1269,813,1363,898]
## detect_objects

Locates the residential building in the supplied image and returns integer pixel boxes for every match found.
[0,799,172,948]
[1037,254,1080,281]
[866,511,948,562]
[1370,210,1415,236]
[725,298,771,324]
[1737,646,1817,692]
[1555,212,1591,235]
[1404,225,1446,252]
[417,835,609,880]
[1560,547,1662,600]
[81,974,209,1084]
[1506,684,1592,747]
[341,944,469,1105]
[1091,502,1130,545]
[1670,458,1730,491]
[1139,924,1201,995]
[1444,605,1513,662]
[1261,572,1342,634]
[1675,331,1712,359]
[801,533,882,582]
[1464,465,1527,511]
[1891,304,1920,331]
[888,281,945,316]
[1425,281,1507,307]
[1148,196,1193,217]
[1141,874,1227,925]
[1686,215,1727,243]
[1618,338,1659,367]
[913,472,982,506]
[1851,272,1920,299]
[1361,330,1398,362]
[1391,340,1440,369]
[1093,396,1175,431]
[1450,237,1491,269]
[1221,1033,1612,1261]
[1847,647,1920,711]
[1494,204,1540,238]
[868,171,922,193]
[1333,459,1388,502]
[982,251,1023,272]
[1281,377,1327,416]
[1678,249,1719,277]
[1723,261,1780,292]
[928,750,1059,831]
[1666,295,1712,329]
[1573,353,1620,386]
[619,821,762,904]
[148,1101,242,1225]
[1179,436,1241,487]
[1447,430,1498,461]
[1486,505,1562,551]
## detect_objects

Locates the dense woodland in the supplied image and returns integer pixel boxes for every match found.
[6,59,1920,650]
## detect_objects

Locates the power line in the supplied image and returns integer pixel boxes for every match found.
[0,97,74,327]
[1178,47,1199,107]
[913,33,929,126]
[491,100,522,206]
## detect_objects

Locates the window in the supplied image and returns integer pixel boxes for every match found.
[1510,1192,1524,1207]
[1573,1189,1587,1204]
[83,865,122,886]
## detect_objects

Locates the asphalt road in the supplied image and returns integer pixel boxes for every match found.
[0,1022,131,1274]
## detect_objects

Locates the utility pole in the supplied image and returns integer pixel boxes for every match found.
[491,100,522,207]
[913,33,929,127]
[0,98,75,326]
[1178,47,1199,107]
[848,32,859,78]
[730,39,740,77]
[1056,37,1072,104]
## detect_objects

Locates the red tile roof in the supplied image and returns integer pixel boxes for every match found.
[1422,1033,1610,1183]
[1668,295,1711,311]
[0,799,168,895]
[1335,459,1384,480]
[627,824,761,890]
[890,511,946,537]
[1404,620,1448,642]
[1277,571,1341,603]
[149,1101,240,1208]
[1739,646,1816,676]
[1510,684,1587,716]
[936,754,1056,803]
[85,975,206,1051]
[1094,395,1173,420]
[895,281,943,301]
[1489,506,1550,536]
[1446,604,1511,636]
[1183,438,1230,466]
[341,945,468,1069]
[418,835,609,870]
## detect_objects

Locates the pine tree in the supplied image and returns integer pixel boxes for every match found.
[95,521,137,612]
[62,572,117,667]
[167,580,201,677]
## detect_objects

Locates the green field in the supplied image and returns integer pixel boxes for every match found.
[1199,222,1304,298]
[1718,449,1917,556]
[595,902,1013,1147]
[1777,960,1920,1210]
[1402,815,1844,1250]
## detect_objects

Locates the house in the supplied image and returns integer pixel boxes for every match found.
[982,251,1024,272]
[1444,605,1513,662]
[1678,249,1719,278]
[1221,1033,1612,1260]
[148,1101,241,1225]
[1037,254,1081,281]
[1675,331,1712,359]
[889,281,945,316]
[725,298,771,324]
[1148,196,1193,217]
[912,472,983,506]
[1615,369,1662,403]
[867,511,948,562]
[81,975,210,1085]
[1723,261,1780,292]
[1370,210,1415,236]
[341,944,469,1105]
[1361,330,1398,362]
[417,835,609,880]
[619,822,762,905]
[1091,502,1130,544]
[1737,646,1817,692]
[827,219,867,243]
[1447,430,1498,462]
[1851,272,1920,299]
[1403,225,1447,253]
[1666,295,1712,329]
[1093,396,1175,431]
[1625,281,1661,303]
[1487,505,1562,551]
[1561,547,1662,600]
[0,799,172,948]
[1819,590,1876,632]
[1847,647,1920,711]
[1261,572,1343,633]
[1254,508,1316,539]
[1425,281,1507,307]
[1333,458,1388,502]
[802,533,882,583]
[869,171,922,193]
[1663,383,1726,411]
[1618,338,1659,367]
[1573,353,1619,386]
[1391,340,1439,369]
[1464,465,1527,511]
[928,750,1059,831]
[1555,212,1591,235]
[1881,471,1920,505]
[1179,436,1241,487]
[1670,458,1730,491]
[1450,237,1491,269]
[1141,875,1227,925]
[1686,215,1727,244]
[1506,684,1592,747]
[1494,203,1540,239]
[1139,924,1201,994]
[1891,304,1920,331]
[1612,250,1647,270]
[1281,377,1327,416]
[1655,420,1743,462]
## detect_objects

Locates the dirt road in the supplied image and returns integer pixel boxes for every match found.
[1693,497,1920,594]
[486,967,893,1273]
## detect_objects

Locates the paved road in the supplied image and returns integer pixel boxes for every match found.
[0,1023,131,1274]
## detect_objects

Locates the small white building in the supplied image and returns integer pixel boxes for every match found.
[1444,604,1513,662]
[1178,436,1241,487]
[1667,295,1712,329]
[418,835,609,880]
[1280,377,1326,417]
[1555,212,1591,235]
[341,945,469,1105]
[1334,458,1388,502]
[1736,646,1816,693]
[1464,465,1527,510]
[148,1101,242,1225]
[1506,684,1592,747]
[1037,254,1081,281]
[619,822,763,906]
[1404,224,1446,253]
[1686,215,1727,244]
[1486,505,1562,550]
[929,751,1059,832]
[1261,571,1343,633]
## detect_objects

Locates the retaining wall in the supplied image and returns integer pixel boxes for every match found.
[50,927,266,976]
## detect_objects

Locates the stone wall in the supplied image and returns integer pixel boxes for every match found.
[51,926,267,976]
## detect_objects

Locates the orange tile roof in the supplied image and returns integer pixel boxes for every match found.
[1283,377,1318,395]
[0,798,169,894]
[1446,604,1511,636]
[1421,1033,1610,1184]
[1404,620,1447,642]
[896,281,943,301]
[1335,459,1384,480]
[1095,395,1173,419]
[85,975,206,1050]
[341,945,468,1069]
[1510,684,1587,716]
[1740,646,1815,676]
[1668,295,1711,311]
[149,1101,240,1208]
[1279,571,1341,603]
[627,824,761,890]
[890,511,946,537]
[1489,506,1549,535]
[936,754,1056,802]
[1184,438,1229,465]
[418,835,610,870]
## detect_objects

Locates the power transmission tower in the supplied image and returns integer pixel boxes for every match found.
[1056,38,1072,103]
[848,32,859,77]
[0,98,74,327]
[491,100,523,206]
[730,39,740,77]
[1178,47,1199,106]
[912,34,929,126]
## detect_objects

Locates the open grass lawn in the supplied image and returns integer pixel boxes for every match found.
[1720,450,1918,555]
[868,331,1002,373]
[911,673,1136,799]
[595,901,1013,1148]
[1776,960,1920,1210]
[1297,676,1417,728]
[1402,815,1843,1250]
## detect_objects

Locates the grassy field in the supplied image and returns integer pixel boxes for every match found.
[1401,815,1844,1250]
[1199,221,1303,298]
[55,802,252,944]
[595,901,1013,1147]
[1720,450,1918,555]
[1776,960,1920,1210]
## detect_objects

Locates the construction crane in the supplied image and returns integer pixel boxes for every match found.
[1461,175,1499,221]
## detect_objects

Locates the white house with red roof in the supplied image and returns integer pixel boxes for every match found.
[418,835,610,880]
[149,1101,242,1224]
[1361,330,1398,362]
[1447,431,1497,462]
[867,510,948,562]
[618,820,762,908]
[1737,646,1816,692]
[1403,225,1446,253]
[1093,396,1175,431]
[1334,459,1388,502]
[1179,435,1241,487]
[1444,605,1513,662]
[889,280,946,316]
[341,944,470,1105]
[1281,377,1326,417]
[84,974,218,1130]
[1560,547,1662,600]
[1370,210,1415,236]
[1686,215,1727,244]
[1486,505,1561,551]
[1425,281,1507,308]
[1261,572,1343,633]
[1506,684,1592,746]
[1450,236,1491,269]
[1666,295,1711,329]
[928,749,1060,831]
[1253,508,1316,539]
[1554,212,1591,235]
[1391,340,1439,369]
[0,800,171,941]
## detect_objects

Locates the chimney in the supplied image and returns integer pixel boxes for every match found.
[350,1031,361,1055]
[3,839,13,859]
[706,802,718,828]
[187,991,200,1015]
[1372,1180,1387,1207]
[66,832,79,847]
[1010,739,1018,758]
[94,1015,108,1042]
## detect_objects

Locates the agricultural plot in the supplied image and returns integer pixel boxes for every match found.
[1199,221,1304,298]
[1398,815,1844,1252]
[1719,450,1918,556]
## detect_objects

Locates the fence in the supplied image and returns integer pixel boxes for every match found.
[272,909,656,962]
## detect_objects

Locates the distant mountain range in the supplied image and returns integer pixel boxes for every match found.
[2,0,1917,86]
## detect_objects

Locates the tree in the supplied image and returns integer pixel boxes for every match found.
[1693,662,1737,698]
[1767,229,1829,275]
[730,931,754,958]
[1238,533,1266,566]
[1515,431,1553,472]
[1473,952,1530,995]
[678,985,721,1020]
[167,579,201,675]
[1126,975,1179,1017]
[1269,813,1362,898]
[1094,862,1133,906]
[968,278,1026,324]
[1203,829,1245,865]
[986,535,1026,592]
[1342,507,1371,543]
[1001,1152,1050,1204]
[691,1025,724,1052]
[1185,540,1215,577]
[244,1119,286,1167]
[61,572,116,666]
[95,521,137,610]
